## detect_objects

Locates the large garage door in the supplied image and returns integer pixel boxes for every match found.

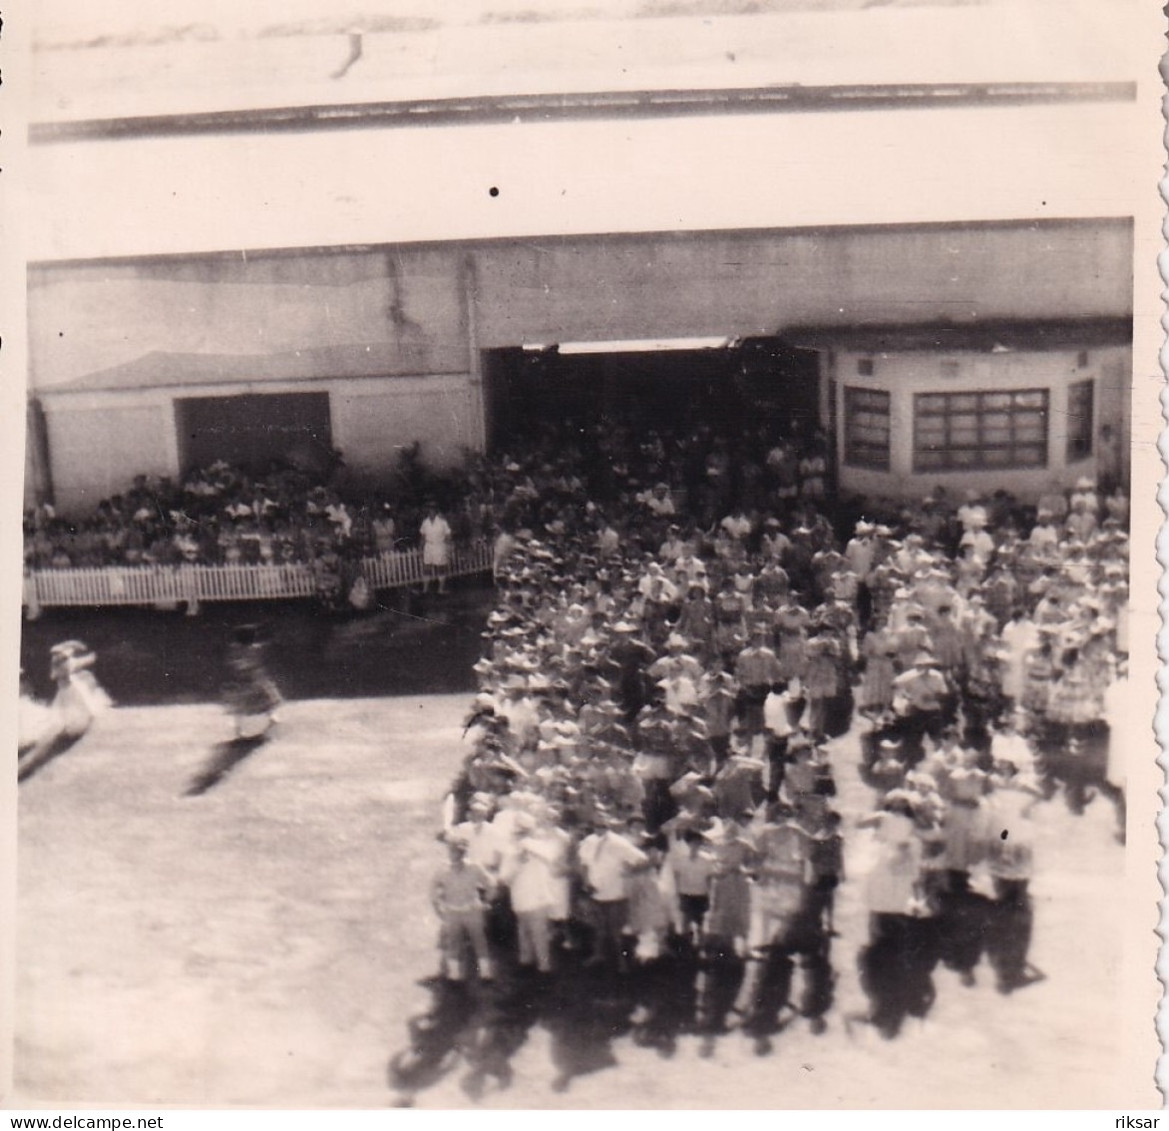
[483,337,820,450]
[176,392,333,475]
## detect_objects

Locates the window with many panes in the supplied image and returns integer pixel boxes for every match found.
[843,387,891,470]
[1066,378,1094,462]
[913,389,1048,472]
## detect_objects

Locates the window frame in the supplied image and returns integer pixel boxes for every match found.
[912,387,1049,473]
[1066,377,1094,463]
[842,386,892,471]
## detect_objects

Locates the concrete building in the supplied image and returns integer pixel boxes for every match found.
[23,1,1141,511]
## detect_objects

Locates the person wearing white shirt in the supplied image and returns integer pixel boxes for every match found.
[999,611,1040,706]
[420,504,453,594]
[454,798,505,876]
[578,822,648,969]
[762,684,797,801]
[720,509,753,541]
[500,816,556,972]
[957,493,988,534]
[959,527,994,563]
[1028,520,1059,553]
[645,483,676,517]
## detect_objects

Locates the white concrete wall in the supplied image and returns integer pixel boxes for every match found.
[43,394,179,513]
[835,344,1130,501]
[26,101,1143,261]
[28,250,466,393]
[329,374,480,479]
[40,373,482,511]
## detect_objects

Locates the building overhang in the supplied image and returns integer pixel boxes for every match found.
[783,316,1133,356]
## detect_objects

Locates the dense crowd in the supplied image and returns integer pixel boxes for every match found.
[425,417,1128,1048]
[21,447,486,573]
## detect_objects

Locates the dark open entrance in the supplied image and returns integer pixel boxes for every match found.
[176,392,334,476]
[483,337,822,451]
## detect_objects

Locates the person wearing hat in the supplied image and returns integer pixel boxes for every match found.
[1028,514,1060,554]
[638,566,679,650]
[869,736,907,795]
[954,541,987,598]
[1103,483,1129,527]
[649,633,703,686]
[858,793,930,931]
[491,524,517,581]
[773,595,811,684]
[645,481,676,519]
[700,664,738,767]
[1035,479,1069,526]
[759,516,791,563]
[734,631,784,736]
[676,584,715,660]
[891,653,949,760]
[20,642,113,779]
[668,827,717,946]
[761,678,804,801]
[934,740,988,895]
[499,812,557,974]
[797,439,828,500]
[858,617,899,717]
[596,516,621,559]
[658,524,688,564]
[454,794,505,878]
[980,561,1019,629]
[496,676,540,755]
[998,606,1040,709]
[754,559,791,607]
[624,831,672,963]
[981,767,1045,992]
[462,692,498,739]
[892,606,933,673]
[959,522,994,565]
[608,620,657,727]
[802,629,846,740]
[1069,476,1099,516]
[866,552,902,627]
[431,836,494,982]
[577,814,649,971]
[731,805,812,1033]
[924,603,967,684]
[803,806,844,935]
[701,812,755,954]
[956,490,988,534]
[1065,495,1098,543]
[711,576,748,666]
[845,519,877,582]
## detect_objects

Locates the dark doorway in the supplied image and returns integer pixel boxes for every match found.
[483,338,821,452]
[176,392,333,475]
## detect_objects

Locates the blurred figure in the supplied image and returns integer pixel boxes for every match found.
[18,641,112,781]
[221,624,282,740]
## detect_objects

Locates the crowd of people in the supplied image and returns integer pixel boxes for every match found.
[13,404,1134,1089]
[20,449,479,577]
[417,415,1128,1067]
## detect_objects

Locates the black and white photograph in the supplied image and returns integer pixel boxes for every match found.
[5,0,1162,1113]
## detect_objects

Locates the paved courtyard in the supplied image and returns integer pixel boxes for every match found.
[14,689,1147,1108]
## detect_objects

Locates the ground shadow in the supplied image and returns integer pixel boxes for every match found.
[184,734,270,796]
[17,731,85,784]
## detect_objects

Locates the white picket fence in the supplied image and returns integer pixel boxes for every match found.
[23,540,494,612]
